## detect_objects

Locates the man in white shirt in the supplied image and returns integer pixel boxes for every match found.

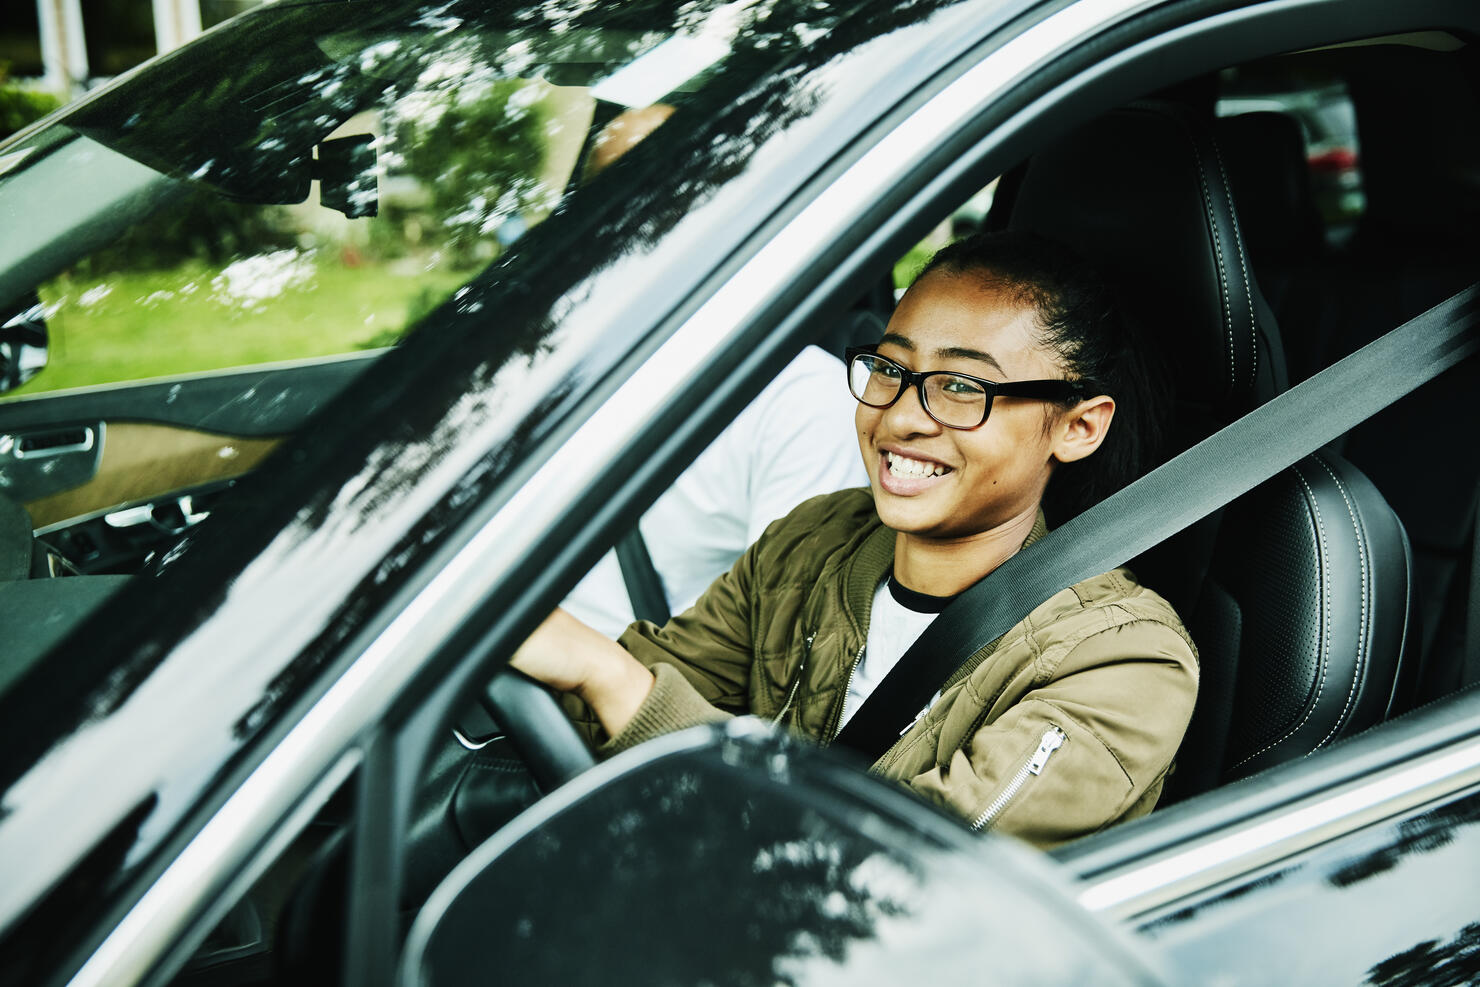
[563,344,866,636]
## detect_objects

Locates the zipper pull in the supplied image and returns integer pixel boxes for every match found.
[773,633,815,725]
[1027,726,1066,775]
[899,702,931,737]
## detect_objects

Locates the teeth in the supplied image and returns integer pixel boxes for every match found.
[886,452,949,479]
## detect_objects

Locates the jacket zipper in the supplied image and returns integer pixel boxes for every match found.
[773,633,815,725]
[826,639,870,740]
[970,725,1066,832]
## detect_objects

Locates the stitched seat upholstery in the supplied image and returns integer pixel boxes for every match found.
[1184,451,1418,793]
[995,101,1419,800]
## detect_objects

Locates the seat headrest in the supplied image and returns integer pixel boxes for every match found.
[1004,102,1278,421]
[1214,111,1325,264]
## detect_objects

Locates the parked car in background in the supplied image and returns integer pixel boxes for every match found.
[1,0,1479,984]
[1217,80,1367,238]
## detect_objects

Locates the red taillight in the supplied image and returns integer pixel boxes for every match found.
[1308,146,1359,172]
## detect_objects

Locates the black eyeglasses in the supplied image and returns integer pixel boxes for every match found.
[845,346,1088,430]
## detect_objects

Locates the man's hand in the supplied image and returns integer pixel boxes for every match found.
[510,608,655,738]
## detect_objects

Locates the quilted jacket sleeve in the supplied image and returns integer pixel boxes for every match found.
[593,545,760,754]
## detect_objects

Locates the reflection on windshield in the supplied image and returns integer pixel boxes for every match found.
[4,5,597,395]
[0,0,978,974]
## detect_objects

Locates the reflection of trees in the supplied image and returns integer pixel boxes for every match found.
[1328,796,1480,890]
[7,0,966,947]
[426,748,921,987]
[1139,867,1295,936]
[216,0,958,737]
[1368,923,1480,987]
[72,189,298,274]
[389,77,548,264]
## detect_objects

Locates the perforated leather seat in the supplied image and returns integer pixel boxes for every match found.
[1186,451,1418,791]
[995,101,1420,799]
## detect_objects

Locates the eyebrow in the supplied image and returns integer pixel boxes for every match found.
[880,332,1006,376]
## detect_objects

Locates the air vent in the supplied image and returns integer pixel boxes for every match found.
[15,426,95,458]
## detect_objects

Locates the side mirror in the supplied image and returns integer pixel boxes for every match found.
[0,296,48,394]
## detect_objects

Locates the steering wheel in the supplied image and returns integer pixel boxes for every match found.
[480,668,596,791]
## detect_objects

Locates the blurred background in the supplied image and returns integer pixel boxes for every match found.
[4,0,264,134]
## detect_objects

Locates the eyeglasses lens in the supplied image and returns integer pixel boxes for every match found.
[923,374,987,428]
[847,353,988,429]
[848,354,902,406]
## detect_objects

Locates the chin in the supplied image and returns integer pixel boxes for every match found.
[872,496,949,536]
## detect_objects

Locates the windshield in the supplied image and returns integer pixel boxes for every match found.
[0,0,786,396]
[0,0,992,972]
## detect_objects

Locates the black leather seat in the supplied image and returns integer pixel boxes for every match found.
[995,100,1288,446]
[1213,109,1332,383]
[0,490,132,697]
[0,489,33,580]
[995,101,1420,799]
[1186,450,1418,791]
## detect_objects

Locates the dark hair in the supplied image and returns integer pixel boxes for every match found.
[915,230,1168,522]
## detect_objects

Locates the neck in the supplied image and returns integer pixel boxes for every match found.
[892,504,1040,597]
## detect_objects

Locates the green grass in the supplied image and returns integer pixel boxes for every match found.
[11,237,932,401]
[9,253,471,398]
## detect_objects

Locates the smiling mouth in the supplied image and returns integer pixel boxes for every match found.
[885,451,952,479]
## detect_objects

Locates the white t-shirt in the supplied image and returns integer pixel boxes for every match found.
[564,345,867,637]
[838,575,956,729]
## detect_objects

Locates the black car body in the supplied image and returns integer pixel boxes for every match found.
[1,0,1479,984]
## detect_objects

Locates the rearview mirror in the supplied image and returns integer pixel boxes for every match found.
[315,135,378,218]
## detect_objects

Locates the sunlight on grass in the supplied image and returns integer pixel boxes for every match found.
[11,252,470,397]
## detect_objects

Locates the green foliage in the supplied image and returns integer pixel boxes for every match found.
[76,189,299,277]
[392,79,550,266]
[0,67,62,140]
[892,241,934,292]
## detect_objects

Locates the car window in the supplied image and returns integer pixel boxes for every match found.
[0,0,1013,979]
[0,3,781,399]
[1215,67,1367,247]
[1,61,594,396]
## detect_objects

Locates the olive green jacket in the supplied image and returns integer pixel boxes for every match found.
[601,488,1199,848]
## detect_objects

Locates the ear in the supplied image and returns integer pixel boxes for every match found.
[1050,394,1115,464]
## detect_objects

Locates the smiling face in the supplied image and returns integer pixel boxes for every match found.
[857,271,1089,544]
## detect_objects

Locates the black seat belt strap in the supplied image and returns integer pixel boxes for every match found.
[615,527,671,626]
[833,283,1480,760]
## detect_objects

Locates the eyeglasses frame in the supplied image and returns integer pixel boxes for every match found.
[844,345,1090,430]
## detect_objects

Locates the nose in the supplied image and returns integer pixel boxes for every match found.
[883,380,942,436]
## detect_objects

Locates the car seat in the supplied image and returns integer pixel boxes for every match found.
[1215,62,1480,704]
[994,101,1421,799]
[0,491,30,580]
[1213,109,1331,383]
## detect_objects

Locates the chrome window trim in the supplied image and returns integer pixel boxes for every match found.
[1078,736,1480,921]
[68,0,1168,983]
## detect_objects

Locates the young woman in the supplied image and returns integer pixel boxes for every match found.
[511,231,1198,847]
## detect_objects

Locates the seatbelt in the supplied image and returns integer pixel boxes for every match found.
[615,527,671,625]
[833,283,1480,760]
